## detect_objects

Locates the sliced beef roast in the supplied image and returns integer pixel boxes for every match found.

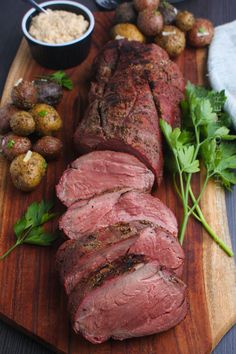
[56,225,184,294]
[69,261,187,344]
[56,151,154,207]
[74,40,185,183]
[59,191,178,240]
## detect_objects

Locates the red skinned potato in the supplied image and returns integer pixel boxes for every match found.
[1,134,32,161]
[137,9,164,36]
[114,2,137,24]
[188,18,214,47]
[11,79,37,110]
[134,0,160,12]
[33,136,63,161]
[159,0,177,25]
[0,104,18,134]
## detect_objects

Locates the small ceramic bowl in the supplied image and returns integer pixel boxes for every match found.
[22,1,95,69]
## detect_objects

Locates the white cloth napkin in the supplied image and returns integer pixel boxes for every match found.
[208,20,236,129]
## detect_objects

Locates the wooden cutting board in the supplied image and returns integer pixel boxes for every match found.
[0,12,235,354]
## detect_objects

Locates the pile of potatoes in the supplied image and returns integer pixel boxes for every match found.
[111,0,214,57]
[0,78,63,192]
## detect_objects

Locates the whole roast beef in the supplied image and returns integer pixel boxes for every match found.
[74,40,185,183]
[56,225,184,295]
[59,191,178,240]
[69,261,187,344]
[56,150,154,207]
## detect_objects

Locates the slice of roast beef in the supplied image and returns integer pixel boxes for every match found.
[56,151,154,207]
[74,40,185,183]
[59,191,178,240]
[56,224,184,294]
[69,261,187,344]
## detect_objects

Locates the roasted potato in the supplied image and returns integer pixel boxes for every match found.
[134,0,160,12]
[1,134,32,161]
[188,18,214,47]
[159,0,177,25]
[111,23,146,43]
[33,136,63,160]
[155,25,186,57]
[11,79,37,110]
[30,103,62,136]
[114,2,137,24]
[176,11,195,32]
[10,111,35,136]
[0,104,18,134]
[34,79,63,106]
[137,9,164,36]
[10,151,47,192]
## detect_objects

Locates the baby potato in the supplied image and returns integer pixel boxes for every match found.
[10,151,47,192]
[0,104,18,134]
[114,2,137,24]
[33,136,63,161]
[30,103,62,136]
[137,9,164,36]
[111,23,146,43]
[188,18,214,47]
[159,0,177,25]
[34,79,63,106]
[1,134,32,161]
[10,111,35,136]
[11,79,37,110]
[175,11,195,32]
[134,0,159,12]
[155,25,186,57]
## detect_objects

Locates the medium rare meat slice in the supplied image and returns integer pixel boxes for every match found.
[59,191,178,240]
[56,225,184,294]
[56,151,154,207]
[69,262,187,344]
[74,40,185,183]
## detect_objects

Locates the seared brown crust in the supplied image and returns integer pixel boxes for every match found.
[74,40,185,184]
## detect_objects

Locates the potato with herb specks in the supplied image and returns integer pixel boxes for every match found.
[137,9,164,36]
[33,136,63,160]
[0,104,19,134]
[11,80,37,110]
[1,134,32,161]
[10,111,35,136]
[30,103,62,136]
[155,25,186,57]
[175,11,195,32]
[10,151,47,192]
[188,18,214,47]
[111,23,146,43]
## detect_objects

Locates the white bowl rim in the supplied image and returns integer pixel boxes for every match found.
[22,0,95,47]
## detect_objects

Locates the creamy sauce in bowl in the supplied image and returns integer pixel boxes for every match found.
[29,10,89,44]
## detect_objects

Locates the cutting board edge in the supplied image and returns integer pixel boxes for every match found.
[0,311,65,354]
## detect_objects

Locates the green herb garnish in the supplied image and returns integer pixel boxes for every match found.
[0,200,58,260]
[7,139,15,149]
[38,110,48,117]
[160,82,235,257]
[49,71,73,90]
[198,27,206,34]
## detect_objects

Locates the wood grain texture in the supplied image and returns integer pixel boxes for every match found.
[0,12,235,354]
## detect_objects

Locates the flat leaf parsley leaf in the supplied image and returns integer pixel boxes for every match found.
[0,200,58,260]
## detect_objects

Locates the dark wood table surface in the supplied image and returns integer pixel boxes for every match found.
[0,0,235,353]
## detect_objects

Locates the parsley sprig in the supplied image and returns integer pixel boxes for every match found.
[0,200,58,260]
[37,71,73,90]
[160,82,235,256]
